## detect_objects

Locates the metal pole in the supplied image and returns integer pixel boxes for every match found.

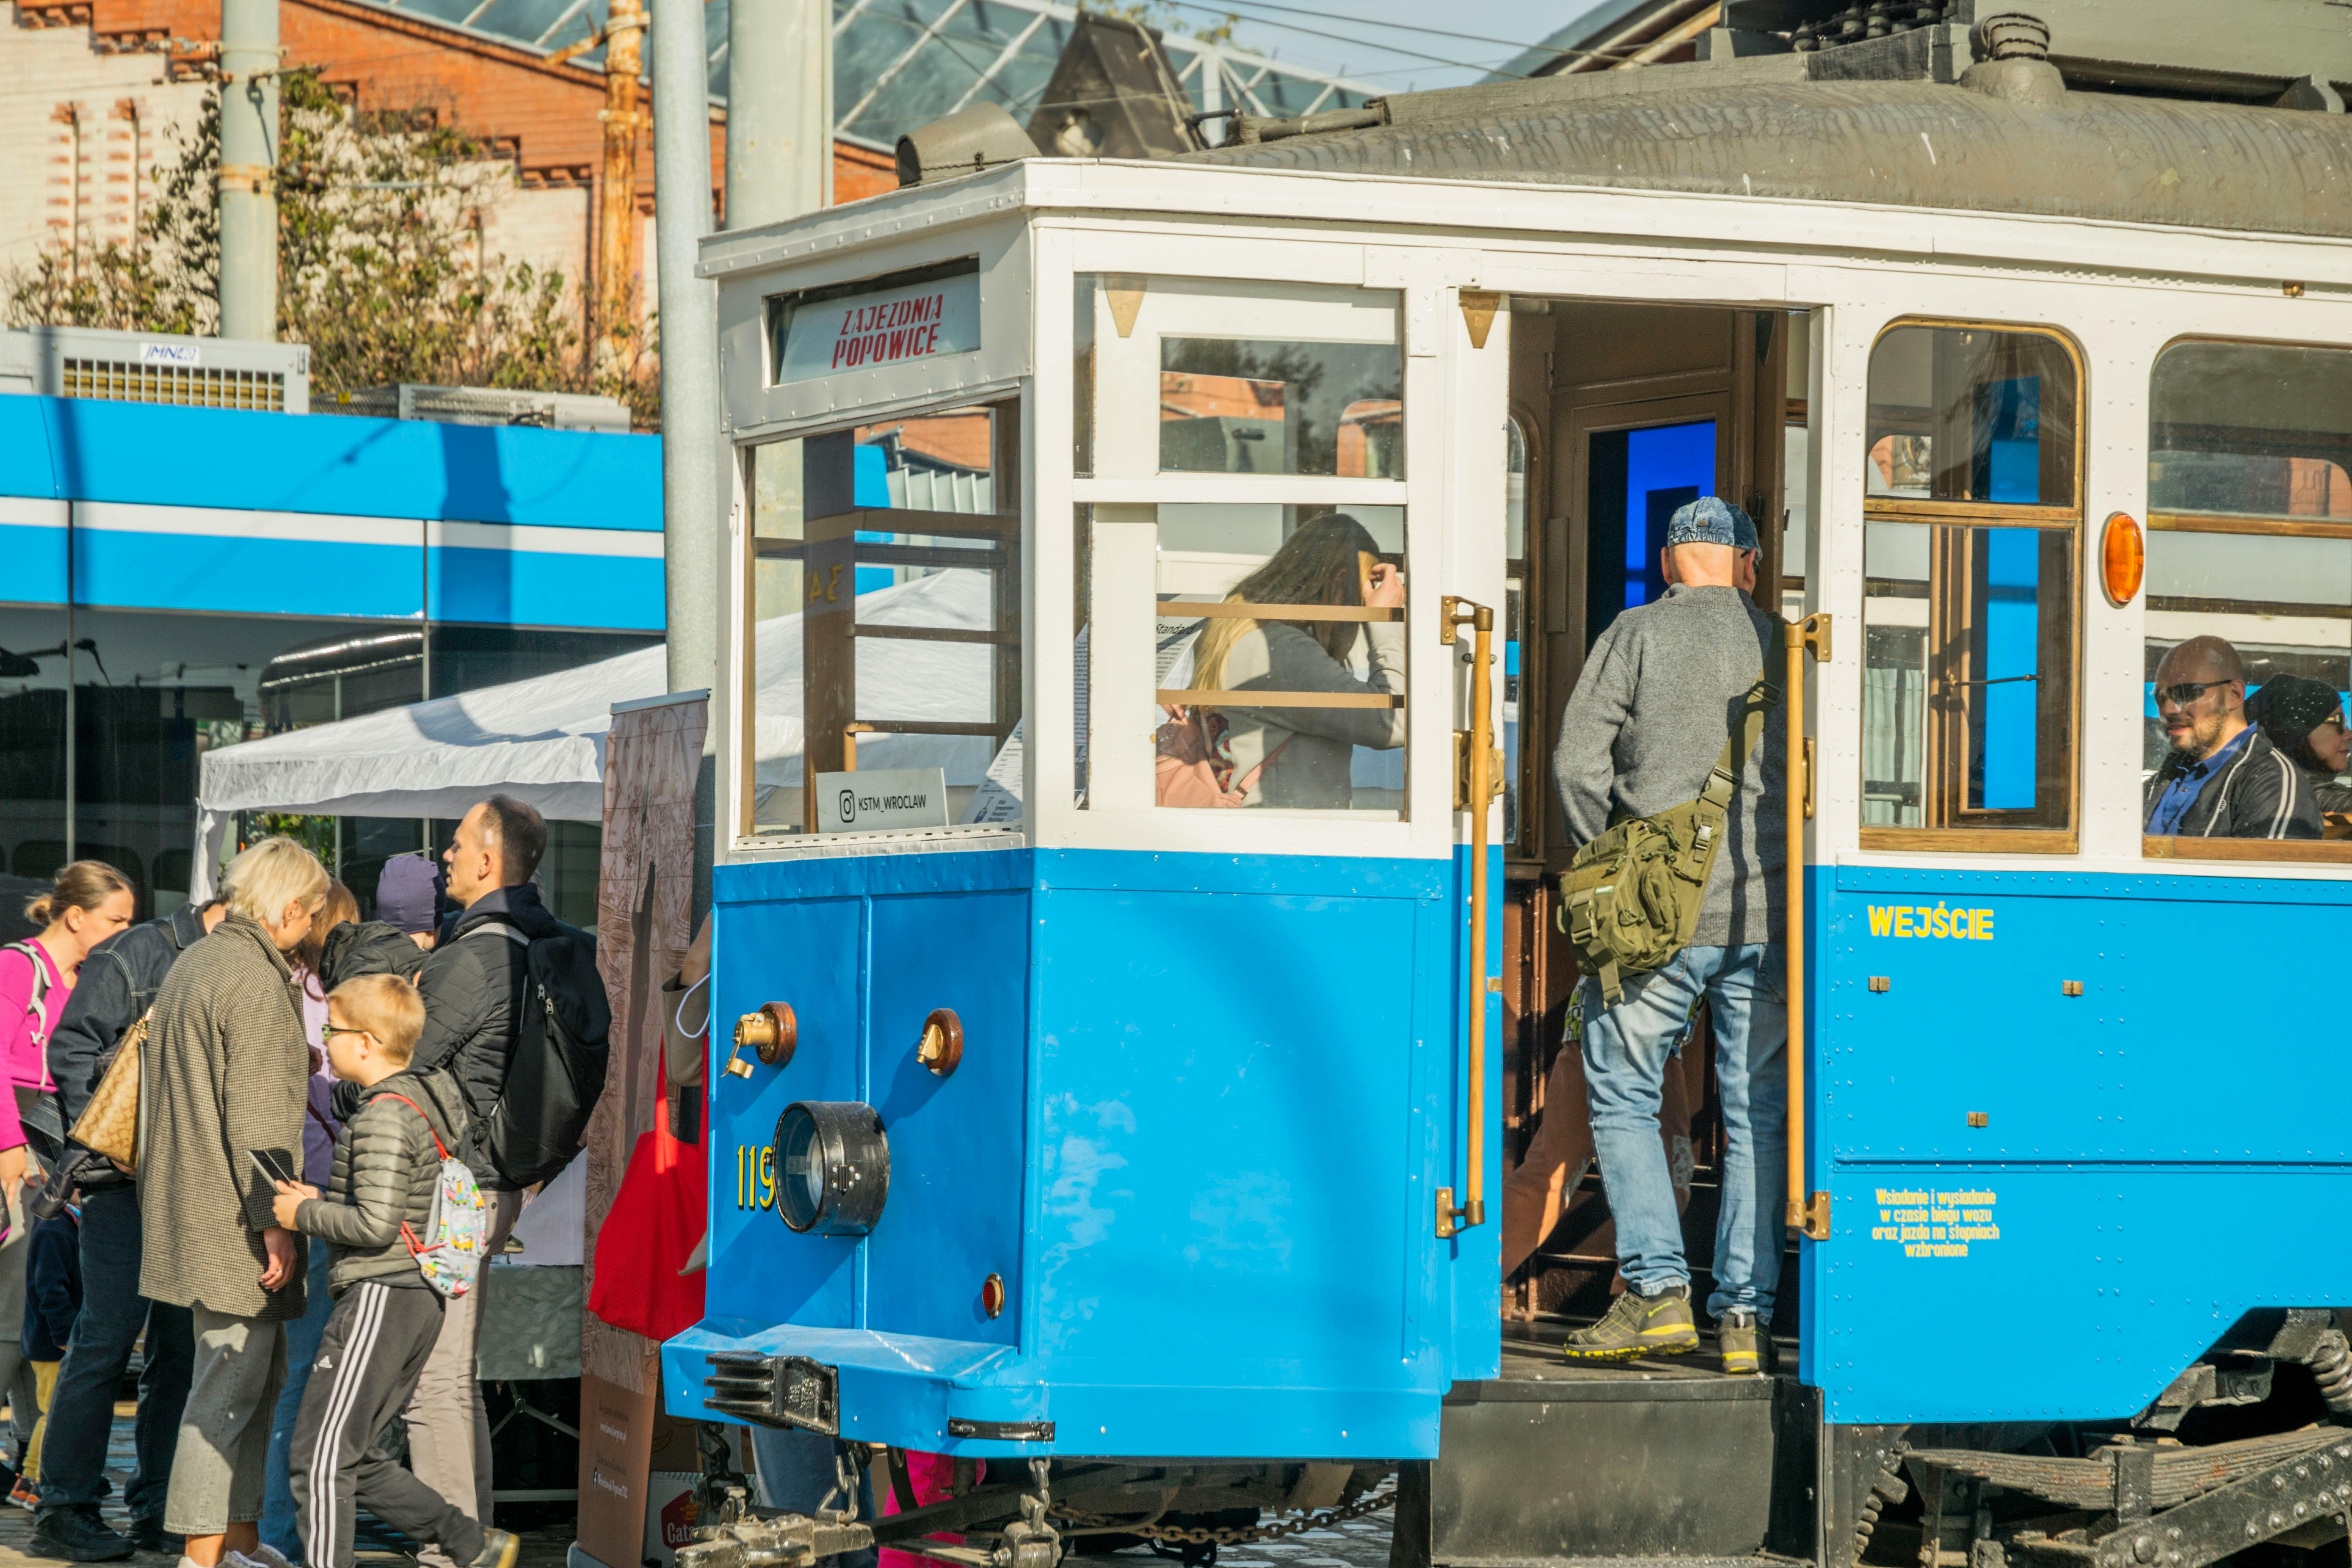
[62,505,74,863]
[218,0,279,341]
[652,0,723,890]
[726,0,833,231]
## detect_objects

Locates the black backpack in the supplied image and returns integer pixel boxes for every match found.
[475,922,611,1187]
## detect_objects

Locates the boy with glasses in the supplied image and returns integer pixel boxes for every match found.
[2144,635,2320,840]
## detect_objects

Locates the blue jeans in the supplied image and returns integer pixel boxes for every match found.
[36,1184,194,1521]
[259,1242,336,1560]
[1581,943,1788,1321]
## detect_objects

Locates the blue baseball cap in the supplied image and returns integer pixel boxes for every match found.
[1664,496,1759,552]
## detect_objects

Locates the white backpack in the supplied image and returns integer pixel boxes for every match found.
[377,1093,490,1298]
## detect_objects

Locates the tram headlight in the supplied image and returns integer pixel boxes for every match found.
[773,1101,890,1236]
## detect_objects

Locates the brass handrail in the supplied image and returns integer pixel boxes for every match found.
[1437,595,1497,1240]
[1784,613,1832,1241]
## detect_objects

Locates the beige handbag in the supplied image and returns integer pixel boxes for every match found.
[68,1008,148,1171]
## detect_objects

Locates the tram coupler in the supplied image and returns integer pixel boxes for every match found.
[675,1513,877,1568]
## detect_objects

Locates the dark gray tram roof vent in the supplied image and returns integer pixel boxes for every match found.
[1961,12,2065,103]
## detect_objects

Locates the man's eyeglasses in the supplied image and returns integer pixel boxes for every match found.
[2156,679,2238,707]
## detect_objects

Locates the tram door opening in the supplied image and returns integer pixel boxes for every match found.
[1496,299,1806,1333]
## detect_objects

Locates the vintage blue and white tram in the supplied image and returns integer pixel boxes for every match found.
[666,19,2352,1568]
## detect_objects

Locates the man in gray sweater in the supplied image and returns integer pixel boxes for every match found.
[1550,497,1787,1375]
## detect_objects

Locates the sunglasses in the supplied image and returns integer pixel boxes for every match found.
[321,1024,371,1044]
[2156,679,2238,707]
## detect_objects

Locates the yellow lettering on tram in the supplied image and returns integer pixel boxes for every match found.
[1873,1188,2000,1259]
[1865,905,1996,940]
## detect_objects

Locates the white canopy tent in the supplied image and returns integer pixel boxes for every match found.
[193,570,1006,897]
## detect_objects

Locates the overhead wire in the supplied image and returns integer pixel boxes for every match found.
[1148,0,1684,76]
[1145,0,1531,78]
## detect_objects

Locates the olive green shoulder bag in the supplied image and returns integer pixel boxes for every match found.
[1557,668,1780,1007]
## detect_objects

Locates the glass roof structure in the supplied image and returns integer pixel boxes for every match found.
[352,0,1382,151]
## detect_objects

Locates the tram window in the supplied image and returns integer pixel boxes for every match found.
[1072,275,1403,481]
[1076,502,1409,814]
[1860,321,2080,846]
[742,400,1024,839]
[2145,340,2352,851]
[1865,325,2077,510]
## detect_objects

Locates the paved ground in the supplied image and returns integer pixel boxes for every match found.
[0,1410,1392,1568]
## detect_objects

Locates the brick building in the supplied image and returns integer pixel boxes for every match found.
[0,0,1367,342]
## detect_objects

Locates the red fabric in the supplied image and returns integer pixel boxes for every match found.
[586,1084,707,1341]
[881,1452,987,1568]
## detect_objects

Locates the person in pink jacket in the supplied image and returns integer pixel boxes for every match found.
[0,862,137,1191]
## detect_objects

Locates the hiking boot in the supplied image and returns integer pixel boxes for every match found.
[32,1506,136,1562]
[470,1530,521,1568]
[1559,1284,1699,1363]
[129,1515,181,1555]
[1719,1308,1771,1376]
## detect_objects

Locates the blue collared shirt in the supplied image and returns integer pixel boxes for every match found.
[2146,724,2255,835]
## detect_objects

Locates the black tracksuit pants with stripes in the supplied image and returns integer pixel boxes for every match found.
[291,1280,487,1568]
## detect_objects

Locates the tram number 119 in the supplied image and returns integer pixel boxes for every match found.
[736,1144,775,1211]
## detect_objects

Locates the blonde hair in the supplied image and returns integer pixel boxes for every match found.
[224,837,330,930]
[327,973,424,1064]
[25,860,133,927]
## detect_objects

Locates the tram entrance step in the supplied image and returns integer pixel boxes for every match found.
[1394,1345,1815,1568]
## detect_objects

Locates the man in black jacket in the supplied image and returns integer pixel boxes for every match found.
[403,795,557,1563]
[2143,635,2322,840]
[33,898,222,1562]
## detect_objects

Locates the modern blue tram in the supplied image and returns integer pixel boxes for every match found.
[665,19,2352,1568]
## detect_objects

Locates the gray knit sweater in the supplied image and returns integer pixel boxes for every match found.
[1552,584,1786,948]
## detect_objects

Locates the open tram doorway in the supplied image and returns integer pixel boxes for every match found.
[1495,298,1811,1348]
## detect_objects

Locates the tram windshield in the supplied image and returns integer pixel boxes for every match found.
[1073,274,1412,815]
[1858,323,2080,841]
[2145,340,2352,845]
[744,401,1024,837]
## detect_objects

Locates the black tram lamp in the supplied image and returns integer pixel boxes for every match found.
[774,1101,891,1235]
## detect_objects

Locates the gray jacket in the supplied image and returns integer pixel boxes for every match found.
[1553,585,1786,947]
[136,914,311,1321]
[296,1068,470,1294]
[1212,621,1408,809]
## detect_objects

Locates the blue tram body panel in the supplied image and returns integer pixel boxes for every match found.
[668,845,1503,1459]
[1803,863,2352,1426]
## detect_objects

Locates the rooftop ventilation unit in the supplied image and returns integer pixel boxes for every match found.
[0,326,310,413]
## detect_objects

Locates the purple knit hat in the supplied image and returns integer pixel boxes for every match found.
[375,852,442,935]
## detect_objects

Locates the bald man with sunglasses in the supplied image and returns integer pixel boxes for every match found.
[2144,635,2321,840]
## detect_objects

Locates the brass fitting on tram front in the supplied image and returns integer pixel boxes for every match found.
[726,1002,797,1077]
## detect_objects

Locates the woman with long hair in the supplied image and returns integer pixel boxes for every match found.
[1183,512,1408,808]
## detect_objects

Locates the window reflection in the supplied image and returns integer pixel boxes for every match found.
[2144,341,2352,847]
[746,403,1023,837]
[1860,320,2080,844]
[2152,341,2352,521]
[1866,326,2077,507]
[1159,339,1403,477]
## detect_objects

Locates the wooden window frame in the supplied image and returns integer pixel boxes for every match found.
[1858,318,2085,856]
[2141,334,2352,864]
[736,396,1025,844]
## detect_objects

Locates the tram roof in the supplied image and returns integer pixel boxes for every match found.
[1176,70,2352,243]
